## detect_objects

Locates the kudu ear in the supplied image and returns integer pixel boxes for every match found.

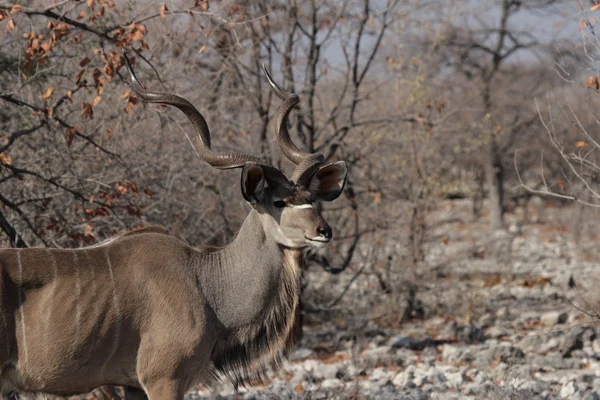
[241,162,266,204]
[306,161,348,202]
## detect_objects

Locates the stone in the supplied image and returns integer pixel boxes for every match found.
[584,392,600,400]
[486,326,511,339]
[560,381,577,398]
[391,336,436,351]
[393,366,415,387]
[475,344,525,368]
[541,311,569,327]
[320,378,343,390]
[370,367,395,382]
[455,323,486,344]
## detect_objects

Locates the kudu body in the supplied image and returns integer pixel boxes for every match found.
[0,57,347,400]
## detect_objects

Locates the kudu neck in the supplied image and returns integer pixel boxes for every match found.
[200,209,297,332]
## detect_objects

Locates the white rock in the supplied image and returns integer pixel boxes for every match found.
[392,366,415,387]
[560,381,577,398]
[541,311,568,327]
[320,378,343,390]
[370,367,395,382]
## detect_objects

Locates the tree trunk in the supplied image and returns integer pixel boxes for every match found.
[485,138,504,230]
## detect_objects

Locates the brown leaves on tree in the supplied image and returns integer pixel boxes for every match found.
[130,24,146,41]
[556,180,566,192]
[6,19,15,32]
[40,86,55,100]
[66,127,76,146]
[194,0,209,11]
[123,93,138,114]
[592,2,600,12]
[92,68,108,95]
[0,153,12,166]
[160,3,168,19]
[48,21,70,43]
[113,23,148,49]
[575,141,589,148]
[82,103,94,119]
[102,51,124,78]
[20,22,71,76]
[585,75,600,90]
[75,69,86,85]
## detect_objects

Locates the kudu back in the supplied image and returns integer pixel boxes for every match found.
[0,56,347,399]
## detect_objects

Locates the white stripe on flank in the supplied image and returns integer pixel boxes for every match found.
[290,204,313,209]
[44,252,58,359]
[74,252,81,346]
[0,249,10,356]
[101,248,121,377]
[17,250,28,366]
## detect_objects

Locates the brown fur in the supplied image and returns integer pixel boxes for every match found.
[0,218,304,399]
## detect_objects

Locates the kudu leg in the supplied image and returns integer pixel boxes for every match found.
[124,387,148,400]
[143,380,184,400]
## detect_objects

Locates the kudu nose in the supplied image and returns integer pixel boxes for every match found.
[318,225,332,240]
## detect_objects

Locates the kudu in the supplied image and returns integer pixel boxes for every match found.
[0,55,347,399]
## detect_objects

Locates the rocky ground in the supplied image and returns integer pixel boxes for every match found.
[186,199,600,400]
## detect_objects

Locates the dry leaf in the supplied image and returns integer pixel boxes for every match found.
[75,69,86,84]
[124,101,135,114]
[0,152,12,165]
[483,276,502,288]
[198,45,206,53]
[585,75,600,90]
[580,20,588,32]
[79,57,90,67]
[82,103,94,119]
[575,141,589,147]
[66,127,76,146]
[92,96,102,106]
[83,224,93,236]
[592,3,600,11]
[10,5,22,14]
[41,86,55,100]
[556,179,566,192]
[160,3,168,19]
[6,19,15,32]
[373,192,381,204]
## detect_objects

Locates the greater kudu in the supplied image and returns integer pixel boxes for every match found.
[0,55,347,399]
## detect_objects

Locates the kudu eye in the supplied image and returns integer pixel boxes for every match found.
[273,200,286,209]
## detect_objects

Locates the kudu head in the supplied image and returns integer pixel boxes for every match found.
[124,55,347,249]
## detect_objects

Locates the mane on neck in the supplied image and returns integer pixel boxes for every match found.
[211,249,303,386]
